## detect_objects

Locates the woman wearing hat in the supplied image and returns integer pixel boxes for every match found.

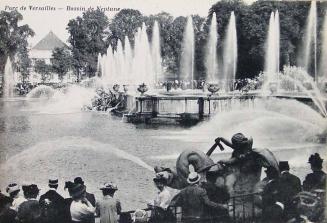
[95,183,121,223]
[6,183,26,212]
[303,153,326,192]
[69,183,95,223]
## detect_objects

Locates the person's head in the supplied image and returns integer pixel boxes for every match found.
[48,178,58,190]
[100,183,118,197]
[6,183,20,199]
[279,161,290,172]
[187,172,201,185]
[153,178,166,191]
[22,184,40,199]
[74,177,85,186]
[64,181,74,191]
[69,183,86,201]
[231,133,253,151]
[265,167,279,180]
[308,153,323,171]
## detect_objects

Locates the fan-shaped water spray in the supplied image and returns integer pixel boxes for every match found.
[319,13,327,80]
[223,11,238,92]
[180,16,195,87]
[205,13,219,83]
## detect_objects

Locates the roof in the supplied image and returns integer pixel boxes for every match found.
[32,31,67,50]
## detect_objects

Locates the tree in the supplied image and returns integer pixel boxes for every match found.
[0,10,34,82]
[16,44,32,83]
[34,60,52,83]
[67,9,109,80]
[51,47,73,81]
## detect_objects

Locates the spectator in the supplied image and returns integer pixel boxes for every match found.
[95,182,121,223]
[277,161,301,220]
[70,183,95,223]
[170,172,227,223]
[63,181,75,223]
[74,177,96,207]
[0,196,16,223]
[6,183,26,211]
[17,184,43,223]
[303,153,326,191]
[148,177,174,223]
[39,178,66,223]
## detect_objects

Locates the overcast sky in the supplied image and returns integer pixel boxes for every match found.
[0,0,256,46]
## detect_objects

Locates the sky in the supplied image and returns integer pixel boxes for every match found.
[0,0,256,46]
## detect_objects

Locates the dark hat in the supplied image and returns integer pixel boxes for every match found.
[279,161,290,171]
[69,184,86,198]
[153,177,167,184]
[308,153,323,165]
[49,178,58,186]
[74,177,84,185]
[22,184,40,195]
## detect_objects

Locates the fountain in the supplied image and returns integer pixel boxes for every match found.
[223,11,238,92]
[2,57,16,98]
[298,0,317,82]
[263,11,280,94]
[205,12,219,84]
[124,36,133,85]
[151,21,163,84]
[180,16,195,88]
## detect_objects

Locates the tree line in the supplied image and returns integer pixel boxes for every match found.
[0,0,326,84]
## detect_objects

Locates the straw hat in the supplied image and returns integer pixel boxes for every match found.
[187,172,201,185]
[6,183,20,195]
[100,183,118,191]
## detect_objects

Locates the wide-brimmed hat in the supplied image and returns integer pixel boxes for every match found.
[279,161,290,171]
[187,172,201,185]
[100,183,118,191]
[69,184,86,198]
[48,178,58,186]
[308,153,323,165]
[22,184,40,195]
[6,183,20,195]
[231,133,253,148]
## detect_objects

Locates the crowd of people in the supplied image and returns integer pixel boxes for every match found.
[0,152,325,223]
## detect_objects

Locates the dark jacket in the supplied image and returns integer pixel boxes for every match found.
[303,170,326,191]
[170,184,223,221]
[0,207,17,223]
[17,199,43,223]
[278,171,301,204]
[86,192,96,207]
[39,190,65,223]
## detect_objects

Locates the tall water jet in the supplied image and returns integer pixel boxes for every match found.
[205,12,219,83]
[151,21,163,84]
[180,16,195,88]
[124,36,133,85]
[223,11,238,92]
[298,0,317,81]
[97,53,102,77]
[115,39,125,84]
[264,11,280,93]
[319,13,327,81]
[2,57,15,98]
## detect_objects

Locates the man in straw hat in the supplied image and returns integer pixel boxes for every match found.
[70,183,95,223]
[39,178,65,223]
[303,153,326,192]
[95,182,121,223]
[170,172,227,223]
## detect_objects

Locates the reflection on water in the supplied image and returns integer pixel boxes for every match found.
[0,97,325,210]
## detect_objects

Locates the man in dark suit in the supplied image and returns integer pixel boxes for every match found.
[303,153,326,191]
[74,177,96,223]
[39,178,65,223]
[277,161,301,220]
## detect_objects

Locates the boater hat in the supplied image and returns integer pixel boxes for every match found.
[6,183,20,195]
[100,183,118,191]
[187,172,201,185]
[48,178,58,186]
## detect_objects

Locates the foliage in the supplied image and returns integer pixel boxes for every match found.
[51,47,73,81]
[16,44,32,83]
[67,9,109,81]
[0,10,34,81]
[34,60,52,83]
